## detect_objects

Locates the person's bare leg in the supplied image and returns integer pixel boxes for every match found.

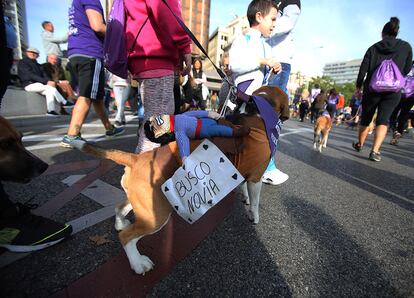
[358,125,370,147]
[372,124,387,153]
[67,96,91,136]
[92,100,112,130]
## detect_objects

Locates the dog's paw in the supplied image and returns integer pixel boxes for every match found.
[247,210,259,224]
[114,218,131,231]
[130,255,154,275]
[241,195,250,205]
[318,145,322,153]
[322,144,327,148]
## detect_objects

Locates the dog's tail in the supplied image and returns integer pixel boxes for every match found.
[71,140,135,167]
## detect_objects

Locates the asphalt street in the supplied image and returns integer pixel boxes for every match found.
[0,112,413,297]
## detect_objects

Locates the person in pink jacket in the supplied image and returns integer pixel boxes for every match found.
[125,0,192,154]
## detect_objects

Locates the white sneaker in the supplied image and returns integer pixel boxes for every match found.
[262,168,289,185]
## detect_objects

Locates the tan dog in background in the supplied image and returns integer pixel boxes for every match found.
[73,86,289,275]
[313,112,332,152]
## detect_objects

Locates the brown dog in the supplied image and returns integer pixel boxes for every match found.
[313,112,332,152]
[0,116,48,183]
[73,86,289,274]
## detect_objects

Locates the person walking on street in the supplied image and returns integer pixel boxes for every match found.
[313,89,327,117]
[299,88,310,122]
[125,0,192,154]
[326,88,339,119]
[263,0,301,185]
[110,73,131,127]
[40,21,68,58]
[310,84,321,123]
[61,0,124,148]
[390,61,414,145]
[352,17,412,161]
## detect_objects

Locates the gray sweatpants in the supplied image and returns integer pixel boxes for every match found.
[135,75,175,153]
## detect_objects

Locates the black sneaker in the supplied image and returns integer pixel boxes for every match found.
[46,111,59,117]
[352,141,362,152]
[390,131,401,146]
[114,120,123,127]
[63,101,75,108]
[369,151,381,162]
[0,203,72,252]
[106,125,125,137]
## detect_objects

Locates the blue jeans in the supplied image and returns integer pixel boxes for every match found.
[267,63,291,94]
[265,63,291,172]
[199,118,233,137]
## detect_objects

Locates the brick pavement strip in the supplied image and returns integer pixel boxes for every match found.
[33,160,116,218]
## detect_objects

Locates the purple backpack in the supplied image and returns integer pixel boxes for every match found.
[369,59,405,93]
[402,67,414,98]
[103,0,128,79]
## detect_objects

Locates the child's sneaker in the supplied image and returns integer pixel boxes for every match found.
[0,203,72,253]
[60,134,88,148]
[106,125,125,137]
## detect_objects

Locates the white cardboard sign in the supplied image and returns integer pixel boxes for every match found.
[161,139,244,224]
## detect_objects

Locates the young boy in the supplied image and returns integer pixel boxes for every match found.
[229,0,281,95]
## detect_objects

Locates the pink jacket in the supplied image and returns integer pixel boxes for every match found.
[125,0,192,77]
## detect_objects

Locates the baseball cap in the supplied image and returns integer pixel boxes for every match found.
[26,47,40,54]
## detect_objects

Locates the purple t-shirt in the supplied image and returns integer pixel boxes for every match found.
[68,0,105,59]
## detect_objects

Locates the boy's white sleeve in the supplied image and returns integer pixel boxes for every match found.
[269,4,300,38]
[229,35,261,74]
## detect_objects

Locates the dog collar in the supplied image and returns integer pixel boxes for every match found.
[251,95,282,157]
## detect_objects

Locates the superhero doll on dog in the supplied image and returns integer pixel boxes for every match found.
[144,110,250,162]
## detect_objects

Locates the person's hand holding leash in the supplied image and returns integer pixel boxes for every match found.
[270,62,282,74]
[181,53,192,76]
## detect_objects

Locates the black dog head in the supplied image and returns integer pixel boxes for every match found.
[0,116,48,183]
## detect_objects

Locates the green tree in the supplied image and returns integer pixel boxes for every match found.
[336,81,356,106]
[308,76,335,92]
[309,76,356,105]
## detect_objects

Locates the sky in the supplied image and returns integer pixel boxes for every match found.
[26,0,414,77]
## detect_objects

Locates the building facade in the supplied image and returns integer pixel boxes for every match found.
[181,0,210,55]
[204,15,249,71]
[287,71,311,101]
[4,0,28,59]
[322,59,362,85]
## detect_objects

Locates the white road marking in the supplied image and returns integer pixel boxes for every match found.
[280,128,313,137]
[24,134,137,151]
[62,175,125,207]
[53,123,139,128]
[337,170,413,205]
[23,134,104,141]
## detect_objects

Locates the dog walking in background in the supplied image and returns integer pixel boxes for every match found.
[313,111,332,152]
